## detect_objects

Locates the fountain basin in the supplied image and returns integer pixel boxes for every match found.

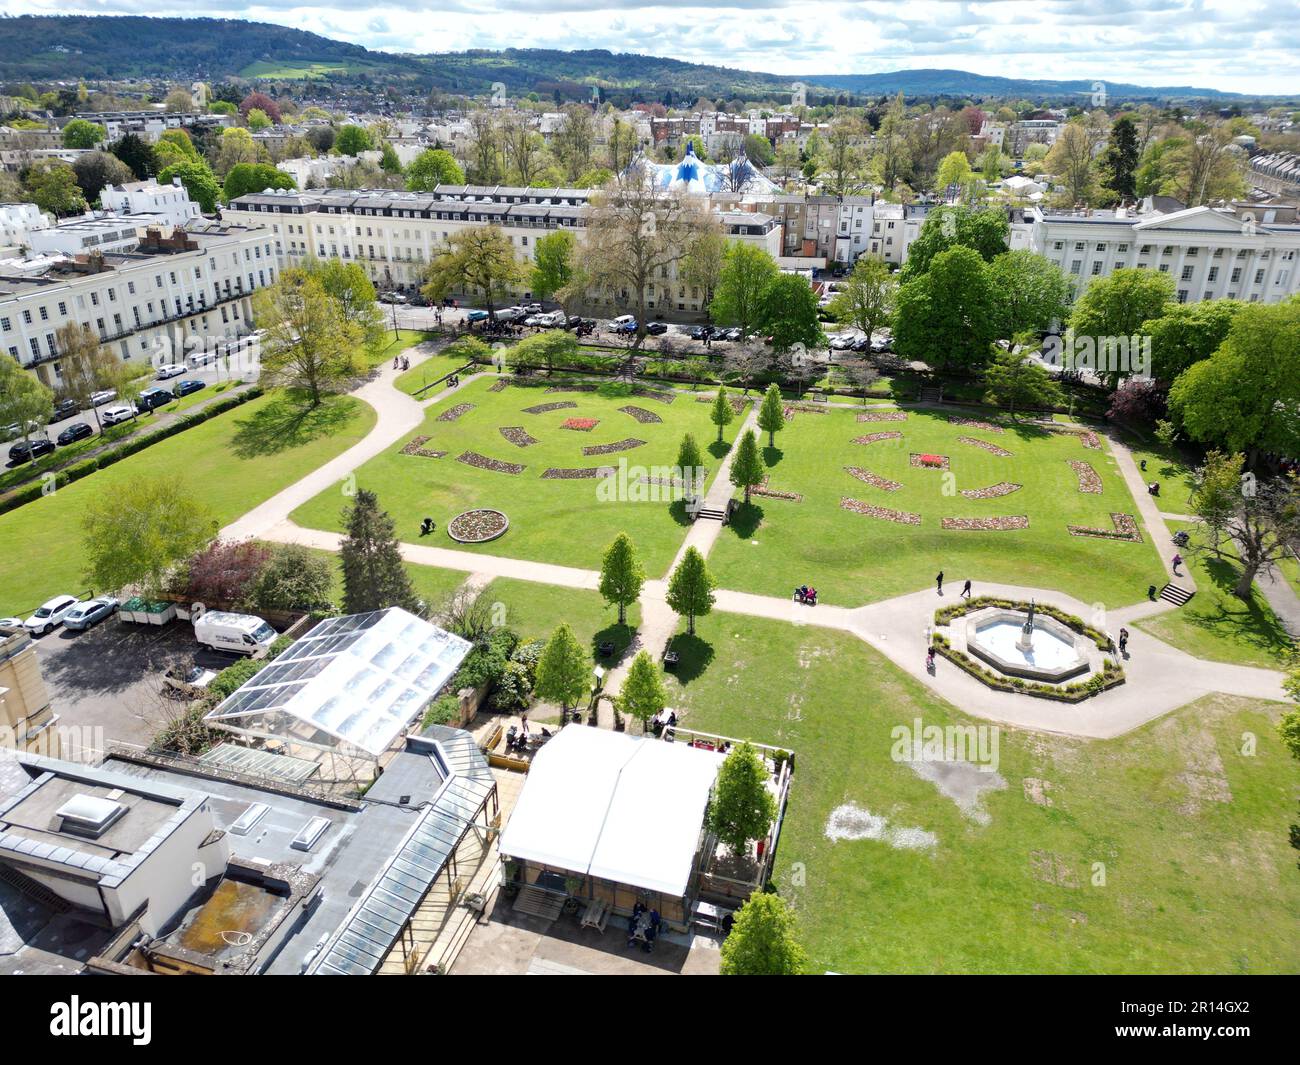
[965,609,1090,684]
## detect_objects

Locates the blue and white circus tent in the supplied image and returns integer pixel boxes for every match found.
[638,142,780,196]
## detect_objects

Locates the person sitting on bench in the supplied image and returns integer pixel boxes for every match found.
[420,517,435,536]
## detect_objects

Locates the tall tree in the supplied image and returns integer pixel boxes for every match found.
[1100,114,1140,202]
[756,384,785,448]
[1045,120,1102,206]
[1189,449,1245,557]
[598,532,645,627]
[253,270,364,406]
[72,151,133,203]
[534,622,590,716]
[982,348,1064,417]
[23,161,86,216]
[986,251,1071,340]
[666,546,716,636]
[894,246,997,373]
[61,118,105,149]
[552,104,595,182]
[710,387,735,443]
[1069,268,1175,387]
[304,258,385,357]
[616,651,667,732]
[730,428,766,503]
[1144,300,1242,383]
[107,133,156,179]
[421,225,526,320]
[829,256,897,347]
[334,124,372,156]
[529,230,576,303]
[759,274,823,356]
[710,242,779,339]
[0,354,53,456]
[53,323,116,431]
[900,206,1009,282]
[405,147,465,190]
[707,742,778,853]
[680,224,727,309]
[223,162,294,202]
[339,489,420,614]
[157,159,219,212]
[719,891,806,976]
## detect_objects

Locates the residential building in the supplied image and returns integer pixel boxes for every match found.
[99,178,201,228]
[0,202,51,257]
[0,625,59,757]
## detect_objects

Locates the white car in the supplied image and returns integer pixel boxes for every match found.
[25,594,81,635]
[540,310,567,327]
[163,664,218,698]
[0,617,25,631]
[100,404,137,427]
[89,389,118,407]
[523,314,546,327]
[828,333,859,350]
[155,363,186,380]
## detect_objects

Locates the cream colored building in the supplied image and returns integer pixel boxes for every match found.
[0,626,58,756]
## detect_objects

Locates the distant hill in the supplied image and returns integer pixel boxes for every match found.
[0,16,1283,104]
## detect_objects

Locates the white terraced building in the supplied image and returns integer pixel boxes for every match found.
[0,221,277,388]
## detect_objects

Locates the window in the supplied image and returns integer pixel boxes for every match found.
[39,306,48,321]
[1181,265,1193,280]
[1254,269,1265,284]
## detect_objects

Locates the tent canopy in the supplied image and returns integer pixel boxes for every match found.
[499,726,723,898]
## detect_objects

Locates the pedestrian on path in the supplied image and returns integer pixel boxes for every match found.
[935,571,944,595]
[1172,552,1183,575]
[926,646,936,673]
[1118,627,1129,656]
[961,579,971,598]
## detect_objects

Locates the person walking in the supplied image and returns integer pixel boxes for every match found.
[935,571,944,595]
[961,579,971,598]
[1118,627,1129,656]
[926,646,936,673]
[1171,552,1183,575]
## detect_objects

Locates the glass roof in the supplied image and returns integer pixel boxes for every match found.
[204,609,471,757]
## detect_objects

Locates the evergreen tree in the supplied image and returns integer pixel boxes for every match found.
[707,741,778,853]
[1100,114,1140,202]
[598,532,645,627]
[756,383,785,448]
[710,387,735,443]
[719,891,807,976]
[534,622,590,715]
[730,429,766,504]
[675,432,703,475]
[666,546,716,636]
[617,651,667,732]
[339,489,420,615]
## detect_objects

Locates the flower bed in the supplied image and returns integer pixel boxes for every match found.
[852,431,903,445]
[541,466,616,479]
[583,437,646,456]
[910,453,950,470]
[934,595,1111,649]
[499,426,538,448]
[931,633,1124,702]
[844,466,903,491]
[957,435,1013,457]
[696,395,750,414]
[546,384,598,394]
[856,410,907,422]
[840,498,921,524]
[632,386,676,404]
[783,403,828,417]
[447,508,510,544]
[618,405,663,424]
[948,416,1005,433]
[959,481,1022,499]
[1067,513,1142,542]
[941,515,1028,531]
[1043,425,1102,449]
[522,401,577,415]
[753,486,803,502]
[436,403,475,422]
[456,451,525,475]
[1068,460,1103,493]
[400,435,448,458]
[489,379,511,392]
[562,417,600,432]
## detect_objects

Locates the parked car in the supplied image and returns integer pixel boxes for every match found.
[52,398,80,420]
[645,321,669,336]
[57,422,94,446]
[539,310,567,327]
[465,309,489,323]
[63,596,119,631]
[495,306,526,323]
[378,291,407,304]
[100,404,137,427]
[829,332,859,350]
[194,611,278,658]
[0,617,25,631]
[722,327,742,342]
[89,389,117,407]
[610,314,637,334]
[136,387,173,413]
[173,379,205,398]
[25,594,81,635]
[155,363,186,380]
[851,336,872,353]
[163,663,218,698]
[8,437,55,463]
[523,314,547,327]
[523,302,543,314]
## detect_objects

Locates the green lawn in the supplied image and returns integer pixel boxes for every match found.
[479,577,641,663]
[368,329,438,369]
[299,547,469,613]
[665,611,1299,974]
[1119,429,1199,517]
[1135,522,1294,668]
[290,376,742,577]
[394,354,480,397]
[0,392,376,615]
[706,406,1165,608]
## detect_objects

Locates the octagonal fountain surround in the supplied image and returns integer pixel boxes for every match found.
[965,608,1090,684]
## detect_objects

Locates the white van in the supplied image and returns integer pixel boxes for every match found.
[194,611,278,658]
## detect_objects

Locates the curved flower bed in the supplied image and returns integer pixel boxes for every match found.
[844,466,903,491]
[841,498,921,524]
[583,437,646,456]
[957,435,1013,457]
[941,515,1029,531]
[910,453,950,470]
[852,431,903,445]
[960,481,1022,499]
[541,466,616,479]
[499,426,538,448]
[447,508,509,544]
[697,395,750,414]
[1068,460,1103,493]
[436,403,475,422]
[633,386,676,404]
[522,401,577,415]
[856,410,907,422]
[562,417,600,432]
[1068,513,1142,542]
[489,379,511,392]
[948,416,1005,433]
[456,451,525,475]
[400,435,448,459]
[619,405,663,424]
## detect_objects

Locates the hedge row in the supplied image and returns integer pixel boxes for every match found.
[0,387,263,517]
[934,595,1112,650]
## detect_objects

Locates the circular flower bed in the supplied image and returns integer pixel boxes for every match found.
[447,508,510,543]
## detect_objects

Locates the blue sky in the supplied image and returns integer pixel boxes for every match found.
[11,1,1300,95]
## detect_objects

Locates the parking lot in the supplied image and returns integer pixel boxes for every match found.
[32,615,240,750]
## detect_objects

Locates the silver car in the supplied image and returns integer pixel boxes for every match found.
[63,595,120,631]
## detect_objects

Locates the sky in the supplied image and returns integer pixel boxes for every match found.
[11,0,1300,95]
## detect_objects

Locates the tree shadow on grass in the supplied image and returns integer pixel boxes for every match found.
[665,632,714,684]
[591,621,636,664]
[708,439,732,460]
[726,501,764,538]
[229,393,355,459]
[762,445,784,468]
[1181,554,1295,657]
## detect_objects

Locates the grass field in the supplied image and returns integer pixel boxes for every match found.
[240,59,371,79]
[290,376,742,577]
[394,354,480,397]
[479,576,641,660]
[369,329,437,369]
[1135,522,1293,668]
[665,610,1299,974]
[1118,429,1199,517]
[0,393,376,616]
[706,406,1165,608]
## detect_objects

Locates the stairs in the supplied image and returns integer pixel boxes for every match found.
[919,385,943,404]
[1159,582,1195,606]
[693,506,727,523]
[512,885,565,922]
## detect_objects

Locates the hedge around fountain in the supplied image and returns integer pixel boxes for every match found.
[934,595,1111,650]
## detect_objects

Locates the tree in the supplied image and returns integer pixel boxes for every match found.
[935,149,973,198]
[719,891,807,976]
[707,742,777,853]
[1100,114,1140,201]
[759,274,823,356]
[421,225,525,320]
[529,230,575,303]
[239,92,281,125]
[829,257,896,346]
[675,432,703,476]
[1209,473,1300,599]
[211,127,259,177]
[253,270,364,406]
[61,118,105,149]
[1144,300,1242,383]
[710,241,779,339]
[873,92,911,192]
[1044,121,1101,206]
[730,428,766,504]
[245,109,273,132]
[339,489,420,614]
[710,387,735,443]
[894,246,997,373]
[1161,124,1246,206]
[1069,268,1174,387]
[153,128,201,170]
[822,116,868,196]
[506,330,578,373]
[1106,377,1167,427]
[252,543,335,612]
[223,162,294,202]
[1190,450,1245,557]
[108,134,156,179]
[162,88,193,113]
[617,651,666,732]
[1168,300,1300,467]
[335,123,373,156]
[599,532,645,627]
[304,258,385,356]
[52,323,117,431]
[81,476,217,598]
[179,539,272,605]
[534,622,590,716]
[986,251,1071,340]
[157,160,220,213]
[680,225,726,308]
[742,132,775,167]
[666,546,716,636]
[71,151,134,204]
[0,354,53,456]
[405,147,465,190]
[756,384,785,448]
[982,348,1064,416]
[900,206,1009,282]
[24,161,87,216]
[552,104,596,182]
